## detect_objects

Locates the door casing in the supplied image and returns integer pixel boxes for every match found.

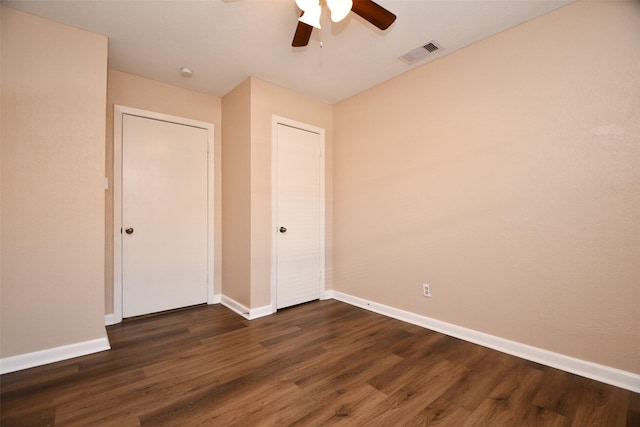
[113,105,215,324]
[270,115,326,313]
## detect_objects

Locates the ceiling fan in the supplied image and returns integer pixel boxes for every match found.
[292,0,396,47]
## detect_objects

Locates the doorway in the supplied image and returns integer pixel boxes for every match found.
[113,106,215,323]
[271,116,325,311]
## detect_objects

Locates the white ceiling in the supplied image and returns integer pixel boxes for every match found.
[3,0,573,104]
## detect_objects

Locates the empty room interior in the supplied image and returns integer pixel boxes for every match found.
[1,0,639,425]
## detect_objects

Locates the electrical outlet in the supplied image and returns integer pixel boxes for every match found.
[423,284,431,298]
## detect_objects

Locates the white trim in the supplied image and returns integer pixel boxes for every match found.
[0,338,111,375]
[220,295,274,320]
[105,313,118,326]
[208,293,222,304]
[206,118,216,307]
[270,115,326,313]
[329,290,640,393]
[249,305,275,320]
[113,105,215,324]
[221,295,251,319]
[113,106,124,324]
[320,290,333,300]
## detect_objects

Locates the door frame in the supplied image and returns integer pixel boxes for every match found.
[270,115,326,313]
[113,105,215,324]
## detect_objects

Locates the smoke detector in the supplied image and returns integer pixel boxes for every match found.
[399,41,441,65]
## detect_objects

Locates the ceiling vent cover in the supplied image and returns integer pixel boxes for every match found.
[423,42,439,53]
[399,41,441,65]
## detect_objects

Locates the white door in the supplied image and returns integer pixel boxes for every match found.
[275,123,323,309]
[122,114,209,318]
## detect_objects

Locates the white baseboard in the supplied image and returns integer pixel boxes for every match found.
[220,295,274,320]
[0,337,111,375]
[208,293,222,304]
[105,313,118,326]
[249,304,275,320]
[329,290,640,393]
[220,295,250,319]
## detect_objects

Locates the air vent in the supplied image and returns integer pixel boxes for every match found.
[399,41,442,65]
[423,42,439,53]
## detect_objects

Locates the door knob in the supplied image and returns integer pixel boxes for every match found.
[279,227,287,233]
[125,227,134,234]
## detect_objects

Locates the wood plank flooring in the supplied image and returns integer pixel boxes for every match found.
[1,300,638,426]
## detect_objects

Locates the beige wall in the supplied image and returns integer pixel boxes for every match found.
[105,70,222,314]
[333,1,640,373]
[221,79,252,306]
[221,77,332,309]
[1,7,108,357]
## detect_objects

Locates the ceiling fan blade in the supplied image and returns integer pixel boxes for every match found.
[351,0,396,30]
[292,20,313,47]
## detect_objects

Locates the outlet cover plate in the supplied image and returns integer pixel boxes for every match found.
[423,284,431,298]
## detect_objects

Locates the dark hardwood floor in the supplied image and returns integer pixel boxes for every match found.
[1,300,638,426]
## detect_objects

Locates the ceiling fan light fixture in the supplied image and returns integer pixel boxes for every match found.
[299,2,322,29]
[291,0,395,47]
[327,0,353,22]
[327,0,352,23]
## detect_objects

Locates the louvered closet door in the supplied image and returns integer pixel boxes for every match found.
[275,123,322,309]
